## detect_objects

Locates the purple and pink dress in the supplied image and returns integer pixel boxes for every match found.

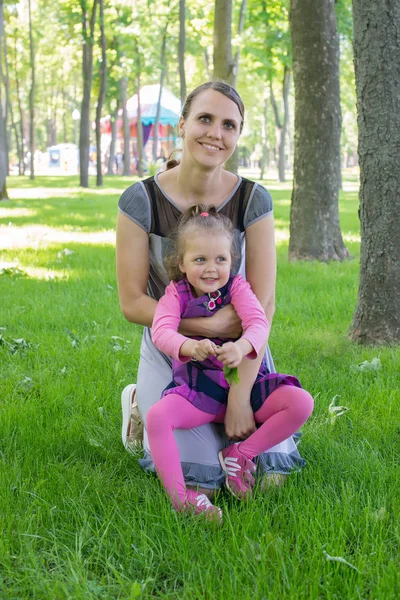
[152,274,302,416]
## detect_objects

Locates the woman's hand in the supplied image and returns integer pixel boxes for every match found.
[216,341,244,368]
[224,400,256,441]
[190,339,218,361]
[208,305,242,339]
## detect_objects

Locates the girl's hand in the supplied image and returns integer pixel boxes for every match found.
[216,342,244,368]
[191,339,218,362]
[224,401,256,441]
[208,305,242,339]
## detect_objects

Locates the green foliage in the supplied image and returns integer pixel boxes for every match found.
[223,365,240,385]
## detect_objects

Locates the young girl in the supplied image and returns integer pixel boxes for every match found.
[147,205,314,522]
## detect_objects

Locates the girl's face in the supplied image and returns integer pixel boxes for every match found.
[179,89,242,168]
[179,231,232,297]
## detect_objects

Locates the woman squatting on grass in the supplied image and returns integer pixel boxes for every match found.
[147,206,314,522]
[116,81,312,501]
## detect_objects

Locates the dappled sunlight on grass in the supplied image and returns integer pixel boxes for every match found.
[0,225,115,249]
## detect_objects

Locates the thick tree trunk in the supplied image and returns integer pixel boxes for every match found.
[178,0,186,104]
[289,0,348,261]
[349,0,400,344]
[28,0,35,180]
[79,0,98,188]
[107,110,117,175]
[96,0,106,187]
[120,76,130,176]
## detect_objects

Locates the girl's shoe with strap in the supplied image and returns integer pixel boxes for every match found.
[183,490,223,524]
[218,443,256,500]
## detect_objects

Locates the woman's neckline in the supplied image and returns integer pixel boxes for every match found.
[154,171,242,213]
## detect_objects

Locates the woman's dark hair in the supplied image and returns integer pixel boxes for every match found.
[165,204,235,281]
[165,81,245,171]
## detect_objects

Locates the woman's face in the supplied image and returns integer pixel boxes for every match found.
[179,89,242,168]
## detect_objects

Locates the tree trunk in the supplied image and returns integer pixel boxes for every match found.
[14,34,25,175]
[120,76,130,176]
[289,0,348,261]
[349,0,400,344]
[214,0,239,173]
[232,0,247,88]
[178,0,186,104]
[96,0,106,187]
[3,22,22,175]
[107,109,118,175]
[28,0,35,180]
[79,0,98,188]
[153,16,169,162]
[0,0,8,199]
[213,0,234,84]
[259,88,268,180]
[270,70,290,183]
[136,74,144,178]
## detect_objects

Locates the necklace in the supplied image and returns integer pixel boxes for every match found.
[207,290,221,311]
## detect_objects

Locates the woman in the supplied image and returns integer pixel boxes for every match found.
[116,81,305,496]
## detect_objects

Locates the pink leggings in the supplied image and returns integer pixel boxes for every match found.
[146,385,314,508]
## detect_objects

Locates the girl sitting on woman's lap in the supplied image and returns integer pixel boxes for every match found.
[147,205,314,523]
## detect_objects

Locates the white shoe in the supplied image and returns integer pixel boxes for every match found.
[121,384,143,450]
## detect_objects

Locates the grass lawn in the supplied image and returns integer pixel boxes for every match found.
[0,175,399,599]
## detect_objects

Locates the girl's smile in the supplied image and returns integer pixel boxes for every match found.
[179,232,232,297]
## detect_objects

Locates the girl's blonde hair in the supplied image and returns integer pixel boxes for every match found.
[165,204,235,282]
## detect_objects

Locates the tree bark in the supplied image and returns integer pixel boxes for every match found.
[289,0,348,261]
[213,0,234,85]
[28,0,35,180]
[349,0,400,345]
[120,76,130,176]
[178,0,186,104]
[79,0,98,188]
[269,69,290,183]
[95,0,106,187]
[260,87,268,180]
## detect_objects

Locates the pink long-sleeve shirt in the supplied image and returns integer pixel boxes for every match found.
[151,275,269,362]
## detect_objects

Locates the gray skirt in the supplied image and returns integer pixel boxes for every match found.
[136,327,306,489]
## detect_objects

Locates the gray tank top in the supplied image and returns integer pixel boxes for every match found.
[118,174,273,301]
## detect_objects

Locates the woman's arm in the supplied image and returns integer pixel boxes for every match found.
[245,213,276,325]
[116,213,157,326]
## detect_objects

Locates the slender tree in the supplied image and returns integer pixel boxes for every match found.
[0,0,8,199]
[28,0,35,180]
[269,67,290,182]
[95,0,106,187]
[79,0,98,188]
[153,12,169,162]
[136,71,144,178]
[289,0,348,261]
[349,0,400,344]
[178,0,186,104]
[213,0,234,84]
[120,74,130,176]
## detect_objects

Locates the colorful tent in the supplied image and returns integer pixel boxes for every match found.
[126,84,181,126]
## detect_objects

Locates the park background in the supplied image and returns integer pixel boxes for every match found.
[1,1,399,599]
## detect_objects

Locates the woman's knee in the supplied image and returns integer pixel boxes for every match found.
[146,401,169,435]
